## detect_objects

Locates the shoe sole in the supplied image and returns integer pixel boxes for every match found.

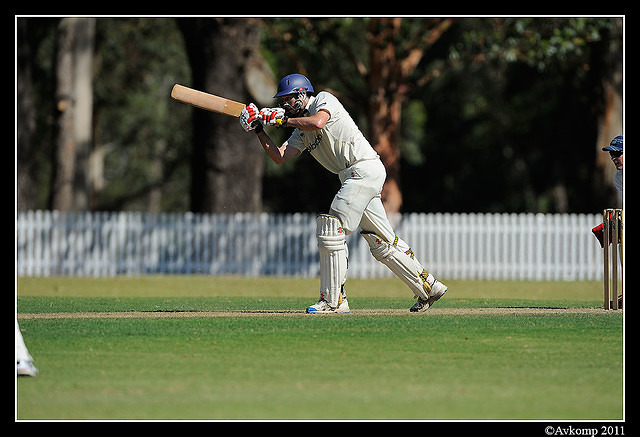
[17,367,38,377]
[305,307,350,314]
[412,287,447,312]
[425,287,447,310]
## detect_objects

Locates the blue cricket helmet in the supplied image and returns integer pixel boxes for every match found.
[273,74,314,98]
[602,135,623,152]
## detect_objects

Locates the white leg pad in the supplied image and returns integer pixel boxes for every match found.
[361,232,434,300]
[317,214,348,307]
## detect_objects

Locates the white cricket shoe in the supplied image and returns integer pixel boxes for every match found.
[410,280,448,312]
[305,296,350,314]
[17,360,38,377]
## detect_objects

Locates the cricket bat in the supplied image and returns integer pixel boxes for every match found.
[171,84,246,117]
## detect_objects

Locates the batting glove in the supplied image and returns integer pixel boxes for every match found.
[240,103,261,132]
[259,107,287,127]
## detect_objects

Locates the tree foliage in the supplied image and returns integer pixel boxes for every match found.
[16,17,622,214]
[261,17,622,213]
[92,18,192,211]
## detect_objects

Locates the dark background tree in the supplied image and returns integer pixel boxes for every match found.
[177,17,267,213]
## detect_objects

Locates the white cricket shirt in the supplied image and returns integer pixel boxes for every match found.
[285,91,379,174]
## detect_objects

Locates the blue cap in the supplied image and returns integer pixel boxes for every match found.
[602,135,623,152]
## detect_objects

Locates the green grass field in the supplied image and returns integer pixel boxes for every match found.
[16,276,624,421]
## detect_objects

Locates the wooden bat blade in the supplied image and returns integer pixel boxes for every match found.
[171,84,245,117]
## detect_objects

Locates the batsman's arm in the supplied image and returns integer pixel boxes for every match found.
[255,130,301,165]
[282,109,330,131]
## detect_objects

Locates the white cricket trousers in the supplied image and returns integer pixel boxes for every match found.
[329,158,396,242]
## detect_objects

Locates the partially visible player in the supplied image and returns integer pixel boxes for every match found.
[591,135,623,308]
[16,319,38,377]
[592,135,624,247]
[603,135,623,199]
[240,73,447,313]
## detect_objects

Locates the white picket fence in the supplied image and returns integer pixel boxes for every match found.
[16,210,610,281]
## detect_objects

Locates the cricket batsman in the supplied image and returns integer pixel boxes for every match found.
[239,73,447,313]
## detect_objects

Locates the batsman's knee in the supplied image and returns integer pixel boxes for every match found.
[316,214,346,249]
[361,231,391,262]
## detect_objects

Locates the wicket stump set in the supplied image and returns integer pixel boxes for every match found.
[603,208,623,310]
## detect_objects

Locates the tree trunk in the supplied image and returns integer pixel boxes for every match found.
[367,18,404,214]
[593,18,623,208]
[177,18,264,213]
[50,17,95,211]
[366,18,453,214]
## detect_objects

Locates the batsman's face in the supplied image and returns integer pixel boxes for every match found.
[279,94,296,106]
[609,151,623,170]
[279,94,305,116]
